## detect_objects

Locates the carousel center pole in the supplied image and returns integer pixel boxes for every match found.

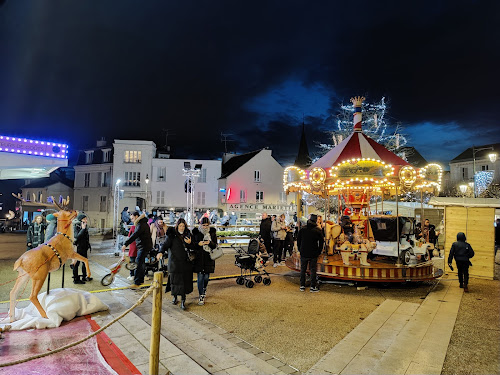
[396,185,401,265]
[323,191,329,264]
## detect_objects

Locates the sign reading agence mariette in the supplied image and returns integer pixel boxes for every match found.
[0,135,68,158]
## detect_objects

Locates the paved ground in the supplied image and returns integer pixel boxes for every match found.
[1,232,499,374]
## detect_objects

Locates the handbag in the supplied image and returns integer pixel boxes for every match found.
[209,246,224,260]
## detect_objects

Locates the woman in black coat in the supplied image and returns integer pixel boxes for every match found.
[191,217,217,305]
[158,218,193,310]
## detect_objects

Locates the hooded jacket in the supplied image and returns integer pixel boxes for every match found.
[74,220,91,254]
[297,220,324,258]
[124,214,153,252]
[271,218,287,240]
[448,232,474,263]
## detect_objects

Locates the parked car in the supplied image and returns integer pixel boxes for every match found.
[368,216,432,265]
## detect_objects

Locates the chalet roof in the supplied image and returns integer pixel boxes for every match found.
[22,176,74,189]
[220,149,263,179]
[450,143,500,163]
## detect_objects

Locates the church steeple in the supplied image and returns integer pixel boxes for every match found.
[294,121,312,168]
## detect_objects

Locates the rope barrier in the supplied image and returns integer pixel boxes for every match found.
[0,283,157,368]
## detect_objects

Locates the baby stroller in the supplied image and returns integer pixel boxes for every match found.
[234,238,271,288]
[145,235,168,277]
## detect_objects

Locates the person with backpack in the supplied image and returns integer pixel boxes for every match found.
[448,232,475,292]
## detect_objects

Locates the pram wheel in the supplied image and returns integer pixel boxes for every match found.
[263,277,271,286]
[126,262,137,270]
[254,275,262,283]
[101,273,115,286]
[236,276,245,285]
[245,279,254,288]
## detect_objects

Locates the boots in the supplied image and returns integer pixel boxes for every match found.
[73,276,85,284]
[172,296,178,305]
[180,299,186,310]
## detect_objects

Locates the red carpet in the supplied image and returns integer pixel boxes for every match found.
[0,313,140,375]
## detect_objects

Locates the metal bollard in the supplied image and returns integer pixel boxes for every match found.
[149,271,163,375]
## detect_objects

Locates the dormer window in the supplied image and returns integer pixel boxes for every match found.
[85,151,94,164]
[102,149,111,163]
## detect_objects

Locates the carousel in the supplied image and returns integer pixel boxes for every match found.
[284,96,444,282]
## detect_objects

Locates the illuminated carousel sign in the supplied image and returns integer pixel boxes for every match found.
[0,135,68,159]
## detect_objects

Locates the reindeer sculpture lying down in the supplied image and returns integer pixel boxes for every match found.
[9,198,91,323]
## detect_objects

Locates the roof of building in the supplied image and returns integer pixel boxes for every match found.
[76,147,113,165]
[220,149,264,179]
[397,146,428,168]
[450,143,500,163]
[294,123,312,168]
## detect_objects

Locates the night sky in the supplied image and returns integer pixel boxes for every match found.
[1,0,499,167]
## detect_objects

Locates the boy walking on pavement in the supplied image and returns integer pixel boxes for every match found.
[297,214,324,292]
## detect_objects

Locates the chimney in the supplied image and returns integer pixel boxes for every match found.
[223,152,237,164]
[96,137,107,147]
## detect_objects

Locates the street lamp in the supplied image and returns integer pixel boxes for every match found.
[183,163,202,229]
[145,174,149,213]
[459,184,468,196]
[472,146,498,197]
[113,179,122,256]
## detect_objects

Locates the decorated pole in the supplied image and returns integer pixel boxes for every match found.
[350,96,365,132]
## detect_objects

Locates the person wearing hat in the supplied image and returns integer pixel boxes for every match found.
[297,213,324,292]
[73,213,92,284]
[45,213,57,241]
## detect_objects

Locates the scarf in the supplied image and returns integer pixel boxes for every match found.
[155,222,165,237]
[199,225,211,252]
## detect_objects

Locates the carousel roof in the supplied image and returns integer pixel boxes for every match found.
[310,131,409,169]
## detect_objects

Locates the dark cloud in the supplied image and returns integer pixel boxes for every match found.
[0,0,499,166]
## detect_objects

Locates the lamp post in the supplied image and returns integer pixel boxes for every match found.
[113,179,122,256]
[459,184,468,198]
[472,146,497,197]
[145,174,149,213]
[182,163,202,229]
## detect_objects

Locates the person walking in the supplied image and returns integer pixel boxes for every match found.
[157,218,193,310]
[73,213,92,284]
[126,221,138,281]
[448,232,474,292]
[297,214,324,292]
[271,214,287,267]
[259,212,272,255]
[151,216,167,250]
[26,215,46,251]
[122,211,153,289]
[191,217,217,306]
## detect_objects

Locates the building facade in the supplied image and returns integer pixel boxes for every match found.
[150,158,221,216]
[73,139,114,230]
[113,139,156,214]
[218,149,294,222]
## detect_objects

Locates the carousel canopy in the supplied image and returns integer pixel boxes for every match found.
[311,131,408,169]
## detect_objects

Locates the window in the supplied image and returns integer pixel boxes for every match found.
[256,191,264,203]
[102,149,111,163]
[461,167,468,180]
[254,170,261,182]
[124,150,142,163]
[98,172,109,187]
[240,190,247,203]
[124,171,141,186]
[156,191,165,205]
[84,173,90,187]
[197,168,207,183]
[82,196,89,211]
[279,191,287,203]
[197,192,206,205]
[99,196,107,212]
[157,167,166,182]
[481,165,489,171]
[85,151,94,164]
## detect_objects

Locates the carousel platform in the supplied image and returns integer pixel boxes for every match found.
[285,252,443,283]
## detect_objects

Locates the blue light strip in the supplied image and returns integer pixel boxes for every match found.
[0,135,69,159]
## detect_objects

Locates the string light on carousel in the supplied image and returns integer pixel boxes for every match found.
[283,96,444,282]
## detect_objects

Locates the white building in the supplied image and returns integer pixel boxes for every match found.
[113,139,156,213]
[151,158,221,216]
[73,138,113,230]
[218,148,294,222]
[449,143,499,195]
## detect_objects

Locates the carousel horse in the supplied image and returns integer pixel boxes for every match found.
[339,223,375,266]
[325,221,342,255]
[9,197,91,322]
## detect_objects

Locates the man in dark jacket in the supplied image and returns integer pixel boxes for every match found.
[297,214,324,292]
[259,212,272,255]
[448,232,474,292]
[73,213,92,284]
[122,212,152,288]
